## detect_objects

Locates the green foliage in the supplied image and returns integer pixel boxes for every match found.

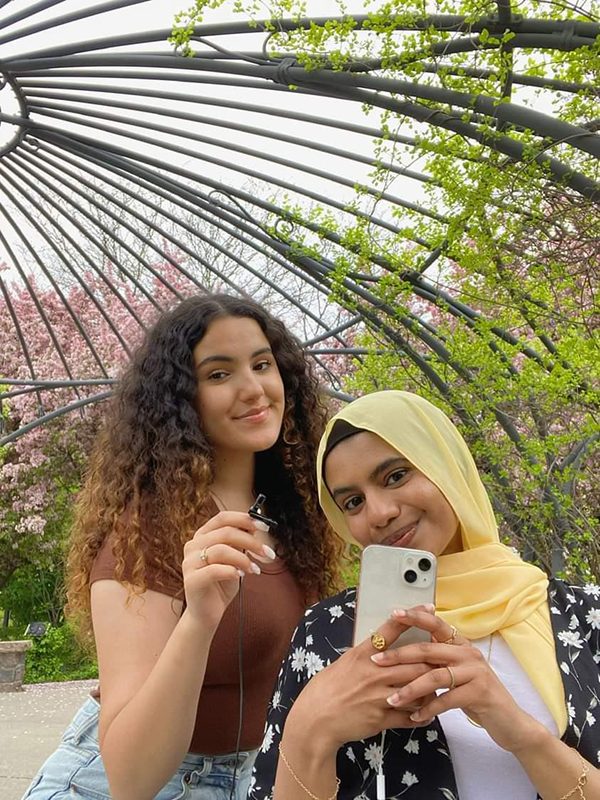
[341,545,362,587]
[171,0,600,579]
[0,413,90,620]
[0,623,27,641]
[23,624,98,684]
[0,564,65,627]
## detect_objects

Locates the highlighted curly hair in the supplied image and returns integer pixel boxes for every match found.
[67,294,343,641]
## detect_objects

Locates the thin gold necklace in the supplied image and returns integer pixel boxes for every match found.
[209,488,227,511]
[465,634,494,728]
[210,489,259,513]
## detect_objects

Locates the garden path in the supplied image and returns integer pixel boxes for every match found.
[0,679,96,800]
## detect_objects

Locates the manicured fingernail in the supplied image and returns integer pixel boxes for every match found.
[262,544,277,560]
[386,694,401,707]
[410,711,421,722]
[371,653,385,663]
[254,520,269,532]
[425,603,435,613]
[392,609,406,618]
[237,569,245,578]
[251,562,262,575]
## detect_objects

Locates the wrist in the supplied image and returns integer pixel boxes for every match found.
[179,608,219,643]
[285,704,341,760]
[505,714,553,757]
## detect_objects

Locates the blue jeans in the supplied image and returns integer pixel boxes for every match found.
[21,696,257,799]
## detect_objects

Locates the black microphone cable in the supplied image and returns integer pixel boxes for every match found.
[228,495,277,800]
[229,576,245,800]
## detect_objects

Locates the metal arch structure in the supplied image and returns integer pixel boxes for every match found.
[0,0,599,455]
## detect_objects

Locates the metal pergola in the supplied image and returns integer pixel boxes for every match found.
[1,0,599,451]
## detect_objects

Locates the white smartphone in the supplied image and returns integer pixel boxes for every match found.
[353,545,437,648]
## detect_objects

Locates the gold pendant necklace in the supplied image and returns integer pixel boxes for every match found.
[465,634,494,728]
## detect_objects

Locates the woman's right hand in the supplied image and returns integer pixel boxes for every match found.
[182,511,274,630]
[286,610,436,751]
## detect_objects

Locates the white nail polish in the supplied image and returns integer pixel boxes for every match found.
[262,544,276,560]
[251,562,262,575]
[237,569,245,578]
[254,520,269,532]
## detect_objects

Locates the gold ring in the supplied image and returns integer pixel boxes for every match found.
[371,633,387,652]
[446,665,456,689]
[199,547,209,565]
[443,625,458,645]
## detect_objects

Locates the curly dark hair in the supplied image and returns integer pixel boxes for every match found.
[67,294,343,639]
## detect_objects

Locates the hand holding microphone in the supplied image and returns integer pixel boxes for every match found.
[182,497,276,631]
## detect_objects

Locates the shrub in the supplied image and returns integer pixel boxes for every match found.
[23,624,98,684]
[0,623,27,641]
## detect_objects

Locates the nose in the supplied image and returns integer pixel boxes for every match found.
[237,367,265,401]
[365,489,400,530]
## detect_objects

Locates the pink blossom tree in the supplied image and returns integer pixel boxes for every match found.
[0,261,205,619]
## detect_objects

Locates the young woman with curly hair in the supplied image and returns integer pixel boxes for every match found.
[21,294,342,800]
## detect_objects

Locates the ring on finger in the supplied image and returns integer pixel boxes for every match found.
[446,665,456,690]
[199,547,210,565]
[371,633,387,652]
[443,625,459,644]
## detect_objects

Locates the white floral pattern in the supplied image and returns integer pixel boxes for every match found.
[260,724,275,754]
[290,646,306,678]
[249,581,599,799]
[364,742,383,770]
[586,608,600,630]
[551,581,600,761]
[557,630,584,648]
[304,651,325,677]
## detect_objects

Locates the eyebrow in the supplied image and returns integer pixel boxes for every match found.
[195,347,273,371]
[331,456,408,500]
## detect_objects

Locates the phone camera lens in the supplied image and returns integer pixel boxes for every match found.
[418,558,432,572]
[404,569,418,584]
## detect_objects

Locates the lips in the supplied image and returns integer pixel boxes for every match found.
[382,522,418,548]
[235,405,270,422]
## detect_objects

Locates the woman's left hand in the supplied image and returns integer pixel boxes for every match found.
[372,608,540,754]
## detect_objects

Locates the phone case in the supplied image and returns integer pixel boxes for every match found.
[353,544,437,648]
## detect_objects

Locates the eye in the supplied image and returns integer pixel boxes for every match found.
[386,468,408,486]
[207,369,229,381]
[342,495,364,514]
[253,359,272,371]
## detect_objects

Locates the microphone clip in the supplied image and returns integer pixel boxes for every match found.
[248,493,278,529]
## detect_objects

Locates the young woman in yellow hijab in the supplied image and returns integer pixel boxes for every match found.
[250,391,600,800]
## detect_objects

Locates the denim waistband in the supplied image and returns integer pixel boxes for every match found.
[66,694,101,744]
[179,749,256,771]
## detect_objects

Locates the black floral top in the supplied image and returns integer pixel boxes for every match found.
[249,579,600,800]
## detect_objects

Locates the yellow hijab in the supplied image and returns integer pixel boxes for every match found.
[317,390,566,733]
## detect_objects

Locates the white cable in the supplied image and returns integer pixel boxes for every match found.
[377,729,387,800]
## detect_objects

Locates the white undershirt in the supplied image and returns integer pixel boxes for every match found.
[438,634,559,800]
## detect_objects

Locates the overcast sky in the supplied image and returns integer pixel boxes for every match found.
[0,0,432,211]
[1,0,585,308]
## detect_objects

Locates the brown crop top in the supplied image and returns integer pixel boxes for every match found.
[89,497,307,754]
